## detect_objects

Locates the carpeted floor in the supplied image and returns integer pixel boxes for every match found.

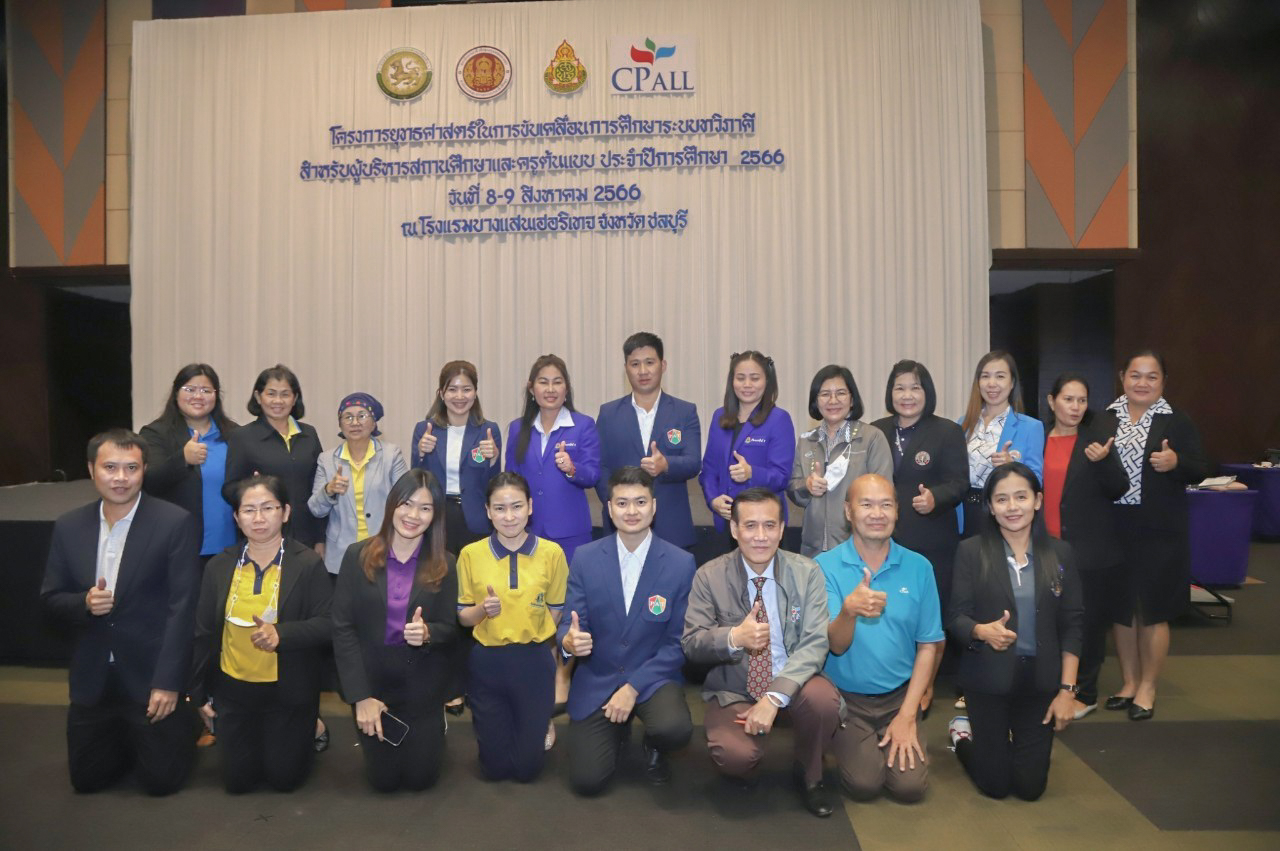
[1060,720,1280,831]
[0,705,859,850]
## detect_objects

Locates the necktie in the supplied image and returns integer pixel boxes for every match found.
[745,576,772,700]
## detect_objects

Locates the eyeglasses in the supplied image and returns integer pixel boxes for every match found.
[817,390,851,401]
[262,389,294,400]
[180,385,217,397]
[341,412,372,424]
[238,504,283,519]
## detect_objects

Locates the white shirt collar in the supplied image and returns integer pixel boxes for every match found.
[741,556,777,585]
[616,529,654,564]
[99,492,142,528]
[630,391,662,416]
[533,407,577,436]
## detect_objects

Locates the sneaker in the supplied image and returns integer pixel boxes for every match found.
[954,696,967,710]
[544,721,557,751]
[1072,702,1098,720]
[948,716,972,749]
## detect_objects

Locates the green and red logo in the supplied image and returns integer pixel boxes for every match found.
[630,38,676,64]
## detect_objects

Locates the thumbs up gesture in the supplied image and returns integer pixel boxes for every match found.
[404,605,429,646]
[730,600,770,652]
[1084,436,1115,462]
[183,434,208,466]
[978,609,1017,651]
[991,440,1016,466]
[911,483,935,514]
[563,610,593,657]
[250,614,279,652]
[554,441,576,477]
[1150,438,1178,473]
[640,440,669,476]
[806,459,828,496]
[843,567,888,618]
[86,576,114,616]
[326,461,350,496]
[477,427,497,461]
[482,584,502,618]
[728,450,752,483]
[418,421,437,455]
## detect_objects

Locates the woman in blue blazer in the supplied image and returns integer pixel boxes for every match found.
[958,351,1044,536]
[699,351,796,552]
[410,361,502,555]
[504,354,601,564]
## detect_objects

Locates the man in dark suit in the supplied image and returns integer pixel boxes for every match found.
[559,466,697,795]
[41,429,201,795]
[596,332,702,549]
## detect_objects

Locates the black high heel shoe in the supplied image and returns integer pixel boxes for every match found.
[1104,695,1134,711]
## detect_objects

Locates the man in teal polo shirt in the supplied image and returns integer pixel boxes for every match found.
[816,474,944,802]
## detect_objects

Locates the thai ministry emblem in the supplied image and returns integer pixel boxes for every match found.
[457,46,512,101]
[376,48,432,101]
[544,40,587,93]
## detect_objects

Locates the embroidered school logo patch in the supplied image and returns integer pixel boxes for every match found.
[471,447,485,463]
[648,594,666,615]
[914,451,931,466]
[532,592,545,608]
[666,428,682,445]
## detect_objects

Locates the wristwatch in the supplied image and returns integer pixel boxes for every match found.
[1059,683,1079,694]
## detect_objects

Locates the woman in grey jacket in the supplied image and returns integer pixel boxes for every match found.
[788,365,893,557]
[308,393,409,575]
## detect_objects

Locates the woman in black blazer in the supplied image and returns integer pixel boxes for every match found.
[189,474,332,793]
[331,468,458,792]
[1042,373,1129,718]
[946,462,1083,801]
[140,363,239,561]
[871,360,968,713]
[1093,351,1208,720]
[225,365,325,550]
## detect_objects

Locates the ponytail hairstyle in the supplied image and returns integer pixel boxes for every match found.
[718,350,779,429]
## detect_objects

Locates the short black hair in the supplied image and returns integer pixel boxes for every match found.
[1121,348,1167,377]
[623,332,664,361]
[807,364,864,421]
[729,486,784,522]
[883,360,937,418]
[607,465,655,499]
[486,470,531,502]
[222,473,289,512]
[87,429,148,465]
[246,364,306,419]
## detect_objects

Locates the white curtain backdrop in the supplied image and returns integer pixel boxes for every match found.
[130,0,989,450]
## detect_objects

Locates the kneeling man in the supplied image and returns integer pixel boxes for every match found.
[682,487,841,817]
[817,474,944,802]
[559,467,697,794]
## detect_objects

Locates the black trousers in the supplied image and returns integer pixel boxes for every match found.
[1076,568,1115,707]
[566,681,692,795]
[66,670,196,796]
[214,677,316,793]
[956,659,1055,801]
[358,702,446,793]
[469,642,554,782]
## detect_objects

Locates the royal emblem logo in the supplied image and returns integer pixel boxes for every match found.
[457,46,512,101]
[666,428,682,445]
[544,40,587,94]
[471,447,485,463]
[376,48,432,101]
[915,451,931,467]
[648,594,666,615]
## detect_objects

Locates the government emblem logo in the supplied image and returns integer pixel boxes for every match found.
[457,46,512,101]
[915,451,931,466]
[544,40,586,94]
[648,595,666,615]
[666,428,682,445]
[376,48,432,101]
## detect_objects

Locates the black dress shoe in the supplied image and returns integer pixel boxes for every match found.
[793,765,836,818]
[1104,695,1134,711]
[643,745,672,786]
[444,700,466,717]
[1128,703,1154,721]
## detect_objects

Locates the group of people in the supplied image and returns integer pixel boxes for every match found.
[40,332,1206,817]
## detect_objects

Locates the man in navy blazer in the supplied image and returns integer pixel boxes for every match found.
[559,466,697,794]
[40,429,201,795]
[596,332,702,548]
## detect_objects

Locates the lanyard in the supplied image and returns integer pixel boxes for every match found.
[226,540,283,626]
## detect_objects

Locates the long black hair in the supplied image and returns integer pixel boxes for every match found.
[718,351,779,429]
[157,363,236,435]
[977,462,1060,590]
[515,354,575,462]
[1045,372,1094,430]
[360,469,449,589]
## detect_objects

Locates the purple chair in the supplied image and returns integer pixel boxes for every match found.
[1187,488,1258,586]
[1221,464,1280,539]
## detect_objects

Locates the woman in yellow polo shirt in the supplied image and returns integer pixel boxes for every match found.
[189,474,333,793]
[457,471,568,782]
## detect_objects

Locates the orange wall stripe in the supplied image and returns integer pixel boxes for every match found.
[1077,164,1129,248]
[68,184,107,265]
[1073,0,1127,144]
[15,1,64,76]
[1024,65,1077,242]
[63,6,107,167]
[1043,0,1073,45]
[13,102,66,260]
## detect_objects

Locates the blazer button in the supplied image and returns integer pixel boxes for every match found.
[618,666,625,673]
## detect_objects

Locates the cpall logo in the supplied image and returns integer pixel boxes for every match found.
[608,36,696,95]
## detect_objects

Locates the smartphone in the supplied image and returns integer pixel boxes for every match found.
[381,710,410,747]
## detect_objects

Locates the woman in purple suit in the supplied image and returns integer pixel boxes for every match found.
[699,351,796,554]
[504,353,600,722]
